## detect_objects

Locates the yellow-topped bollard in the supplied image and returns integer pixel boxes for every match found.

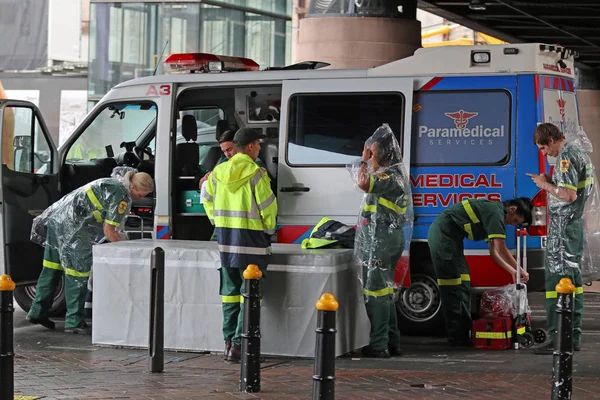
[0,274,15,292]
[316,293,339,312]
[313,293,338,400]
[0,274,15,398]
[552,277,575,400]
[243,264,263,280]
[556,278,575,295]
[241,264,262,393]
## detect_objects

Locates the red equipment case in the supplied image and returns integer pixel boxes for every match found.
[472,317,513,350]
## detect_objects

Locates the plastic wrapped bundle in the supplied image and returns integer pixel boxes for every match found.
[480,283,531,319]
[347,124,413,303]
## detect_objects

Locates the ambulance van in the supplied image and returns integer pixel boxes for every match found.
[0,43,582,335]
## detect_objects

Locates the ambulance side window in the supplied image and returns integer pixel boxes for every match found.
[286,93,404,166]
[411,90,511,166]
[3,105,52,174]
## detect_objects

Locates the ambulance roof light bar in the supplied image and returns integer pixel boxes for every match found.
[163,53,260,74]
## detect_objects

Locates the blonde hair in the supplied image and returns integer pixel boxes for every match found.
[124,171,154,193]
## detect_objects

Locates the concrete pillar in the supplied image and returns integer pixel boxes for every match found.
[293,0,421,69]
[294,17,421,69]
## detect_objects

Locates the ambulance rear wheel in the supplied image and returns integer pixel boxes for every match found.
[519,332,534,348]
[396,263,445,336]
[13,279,67,318]
[534,328,547,344]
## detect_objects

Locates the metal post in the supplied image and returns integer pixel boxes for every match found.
[551,278,575,400]
[0,274,16,400]
[312,293,338,400]
[148,247,165,373]
[240,264,262,393]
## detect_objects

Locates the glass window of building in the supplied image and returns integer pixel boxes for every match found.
[88,1,291,102]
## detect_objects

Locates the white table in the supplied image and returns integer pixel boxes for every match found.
[92,240,370,357]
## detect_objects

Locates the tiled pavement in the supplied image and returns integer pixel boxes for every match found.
[11,291,600,400]
[12,344,600,400]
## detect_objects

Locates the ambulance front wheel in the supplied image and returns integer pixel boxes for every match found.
[534,328,547,344]
[396,262,445,336]
[13,279,67,317]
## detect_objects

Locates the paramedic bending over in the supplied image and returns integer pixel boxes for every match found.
[27,171,154,334]
[428,197,532,346]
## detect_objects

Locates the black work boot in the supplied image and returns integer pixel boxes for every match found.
[26,316,55,330]
[226,343,241,363]
[361,345,390,359]
[388,345,402,357]
[65,322,91,335]
[223,340,232,360]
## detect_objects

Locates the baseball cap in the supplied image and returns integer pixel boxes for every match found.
[233,127,267,146]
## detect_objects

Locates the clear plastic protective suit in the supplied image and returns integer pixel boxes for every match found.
[480,283,531,319]
[347,124,414,303]
[546,127,600,279]
[30,167,133,271]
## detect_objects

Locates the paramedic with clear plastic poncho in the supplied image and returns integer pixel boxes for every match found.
[528,123,593,355]
[349,124,412,359]
[26,171,154,334]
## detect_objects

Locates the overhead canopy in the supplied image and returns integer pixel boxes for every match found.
[418,0,600,69]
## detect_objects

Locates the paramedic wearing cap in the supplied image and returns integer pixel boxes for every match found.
[428,198,532,346]
[27,171,154,334]
[528,123,591,354]
[203,127,277,362]
[197,130,268,240]
[197,130,266,189]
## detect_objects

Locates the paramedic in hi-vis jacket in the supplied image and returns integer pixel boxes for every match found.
[528,123,592,355]
[203,127,277,363]
[350,124,413,359]
[428,198,532,346]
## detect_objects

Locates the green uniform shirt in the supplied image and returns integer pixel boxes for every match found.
[441,199,506,242]
[550,142,593,219]
[83,179,130,228]
[360,166,408,225]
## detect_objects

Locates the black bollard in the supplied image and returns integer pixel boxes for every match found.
[0,274,16,400]
[240,264,262,393]
[148,247,165,373]
[312,293,339,400]
[551,278,575,400]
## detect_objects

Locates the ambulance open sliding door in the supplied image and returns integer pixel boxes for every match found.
[277,78,414,226]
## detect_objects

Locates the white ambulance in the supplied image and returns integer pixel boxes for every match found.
[0,43,581,335]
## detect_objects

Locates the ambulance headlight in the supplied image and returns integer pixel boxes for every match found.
[472,51,491,64]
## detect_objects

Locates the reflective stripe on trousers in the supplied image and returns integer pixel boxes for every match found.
[437,274,471,286]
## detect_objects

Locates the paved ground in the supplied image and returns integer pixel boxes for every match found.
[9,291,600,400]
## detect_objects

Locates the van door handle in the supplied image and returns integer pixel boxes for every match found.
[280,186,310,193]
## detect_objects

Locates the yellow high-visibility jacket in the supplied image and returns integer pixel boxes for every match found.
[203,153,277,269]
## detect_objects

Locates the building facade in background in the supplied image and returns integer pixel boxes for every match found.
[88,0,292,101]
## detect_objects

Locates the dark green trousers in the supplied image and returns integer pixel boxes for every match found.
[428,217,472,342]
[28,241,90,329]
[545,217,585,346]
[361,227,403,352]
[219,267,265,346]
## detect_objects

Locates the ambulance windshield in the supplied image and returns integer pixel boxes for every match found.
[66,102,157,162]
